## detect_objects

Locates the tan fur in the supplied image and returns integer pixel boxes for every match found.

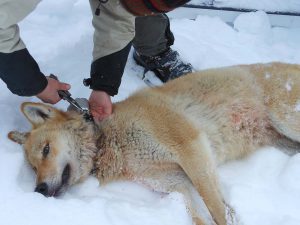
[8,62,300,225]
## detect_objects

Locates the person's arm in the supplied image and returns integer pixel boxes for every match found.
[88,0,135,95]
[0,48,48,96]
[0,1,47,95]
[0,1,70,102]
[90,42,132,96]
[88,0,135,120]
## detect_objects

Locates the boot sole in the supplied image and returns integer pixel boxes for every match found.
[133,53,168,83]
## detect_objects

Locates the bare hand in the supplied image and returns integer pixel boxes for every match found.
[36,76,71,104]
[89,90,112,121]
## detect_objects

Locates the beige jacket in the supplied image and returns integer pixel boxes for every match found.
[0,0,135,61]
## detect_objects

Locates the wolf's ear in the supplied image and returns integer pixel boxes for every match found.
[21,102,64,127]
[8,131,29,145]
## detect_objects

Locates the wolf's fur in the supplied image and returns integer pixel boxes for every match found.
[8,62,300,225]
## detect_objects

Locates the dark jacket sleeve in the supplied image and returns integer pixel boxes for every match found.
[89,42,132,96]
[0,48,48,96]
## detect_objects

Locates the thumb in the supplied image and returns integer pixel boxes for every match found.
[58,82,71,91]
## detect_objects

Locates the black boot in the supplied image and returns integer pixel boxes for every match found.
[133,48,193,83]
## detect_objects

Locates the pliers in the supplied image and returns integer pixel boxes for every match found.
[49,74,93,121]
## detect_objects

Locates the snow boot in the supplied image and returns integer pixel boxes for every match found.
[133,48,193,83]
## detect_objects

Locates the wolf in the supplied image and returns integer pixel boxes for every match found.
[8,62,300,225]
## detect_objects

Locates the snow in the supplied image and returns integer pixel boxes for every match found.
[234,11,272,35]
[1,1,300,225]
[294,101,300,112]
[286,80,292,92]
[265,72,271,79]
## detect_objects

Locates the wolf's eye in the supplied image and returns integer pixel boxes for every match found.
[43,143,50,158]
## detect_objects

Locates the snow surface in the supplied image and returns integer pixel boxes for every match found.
[1,1,300,225]
[190,0,300,13]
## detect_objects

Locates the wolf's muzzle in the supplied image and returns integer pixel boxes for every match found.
[34,164,71,197]
[34,182,48,196]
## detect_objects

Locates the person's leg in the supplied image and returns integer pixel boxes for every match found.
[132,14,192,83]
[133,14,174,57]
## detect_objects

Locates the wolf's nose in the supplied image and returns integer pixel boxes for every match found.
[35,182,49,196]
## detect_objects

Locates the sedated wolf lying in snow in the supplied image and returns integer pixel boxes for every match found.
[8,62,300,225]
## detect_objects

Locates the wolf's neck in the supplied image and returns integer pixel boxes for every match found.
[93,123,126,185]
[94,146,125,184]
[72,119,99,178]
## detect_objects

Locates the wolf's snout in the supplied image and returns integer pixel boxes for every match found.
[35,182,49,196]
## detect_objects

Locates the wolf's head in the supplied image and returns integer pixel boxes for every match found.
[8,102,97,197]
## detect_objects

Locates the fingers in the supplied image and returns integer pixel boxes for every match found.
[49,77,71,91]
[90,108,111,121]
[45,97,60,104]
[88,90,113,121]
[58,82,71,91]
[36,76,71,104]
[89,102,111,121]
[48,76,71,91]
[90,109,104,122]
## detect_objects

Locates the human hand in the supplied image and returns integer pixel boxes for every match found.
[36,76,71,104]
[89,90,112,121]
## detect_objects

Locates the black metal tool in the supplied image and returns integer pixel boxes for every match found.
[49,74,93,122]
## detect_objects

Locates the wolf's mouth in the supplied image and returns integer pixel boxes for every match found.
[61,164,71,186]
[51,164,71,197]
[54,164,71,196]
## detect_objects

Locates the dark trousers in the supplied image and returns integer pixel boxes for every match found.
[133,14,175,57]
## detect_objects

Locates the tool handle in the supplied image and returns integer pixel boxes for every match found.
[49,74,71,99]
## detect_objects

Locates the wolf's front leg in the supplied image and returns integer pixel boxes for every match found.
[142,168,214,225]
[177,133,228,225]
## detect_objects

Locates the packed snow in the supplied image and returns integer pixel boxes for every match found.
[1,1,300,225]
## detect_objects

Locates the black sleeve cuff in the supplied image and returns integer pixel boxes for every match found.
[0,48,48,96]
[90,42,132,96]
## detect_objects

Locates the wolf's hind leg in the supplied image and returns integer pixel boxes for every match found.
[268,105,300,153]
[263,68,300,150]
